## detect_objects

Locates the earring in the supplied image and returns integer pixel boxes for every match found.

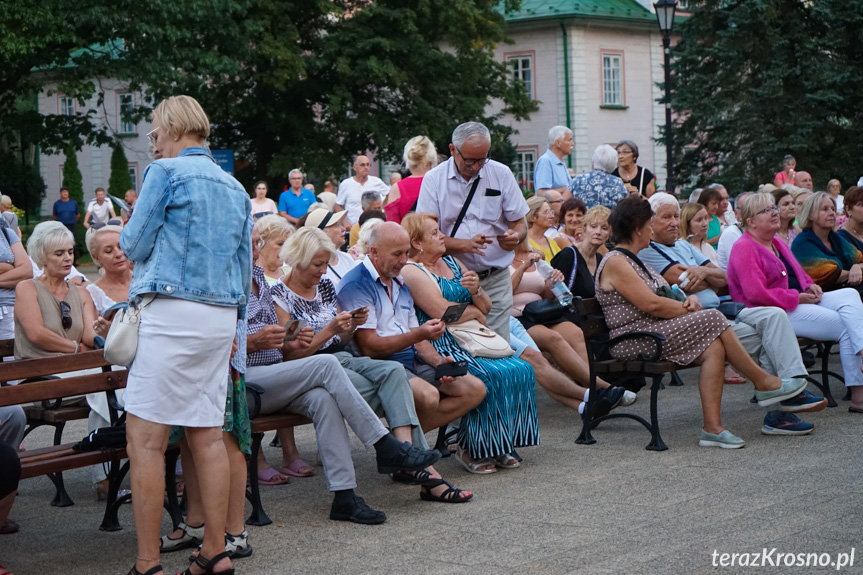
[173,138,178,142]
[419,248,424,254]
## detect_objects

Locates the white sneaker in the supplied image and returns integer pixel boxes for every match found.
[620,390,638,407]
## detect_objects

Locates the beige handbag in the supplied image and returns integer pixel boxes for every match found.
[448,319,514,359]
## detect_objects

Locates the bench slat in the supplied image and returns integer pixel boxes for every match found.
[0,371,127,407]
[0,350,110,381]
[20,443,128,478]
[250,414,313,433]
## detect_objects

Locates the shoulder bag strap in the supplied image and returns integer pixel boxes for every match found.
[450,177,482,238]
[638,166,645,195]
[611,247,657,285]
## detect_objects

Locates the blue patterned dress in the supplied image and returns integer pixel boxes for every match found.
[409,256,539,459]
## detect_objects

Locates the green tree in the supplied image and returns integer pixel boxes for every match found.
[61,145,85,251]
[670,0,861,193]
[107,143,133,199]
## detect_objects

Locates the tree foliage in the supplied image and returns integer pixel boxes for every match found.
[108,143,134,198]
[670,0,863,193]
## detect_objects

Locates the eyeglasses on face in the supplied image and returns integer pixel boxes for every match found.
[146,126,160,146]
[60,301,72,331]
[755,205,779,216]
[453,145,490,168]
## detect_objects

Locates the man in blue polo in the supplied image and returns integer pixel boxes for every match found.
[533,125,573,198]
[52,187,80,235]
[278,169,316,225]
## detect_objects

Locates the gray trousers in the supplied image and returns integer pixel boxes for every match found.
[333,352,429,450]
[0,405,25,448]
[480,267,514,341]
[246,355,388,492]
[731,306,808,379]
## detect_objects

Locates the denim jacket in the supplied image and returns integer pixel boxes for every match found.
[120,147,252,317]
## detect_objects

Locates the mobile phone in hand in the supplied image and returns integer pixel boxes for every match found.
[350,306,368,318]
[434,360,469,380]
[440,302,469,324]
[283,319,307,342]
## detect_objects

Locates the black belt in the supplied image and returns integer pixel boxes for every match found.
[476,267,500,281]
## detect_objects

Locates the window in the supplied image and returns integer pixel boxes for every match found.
[60,96,75,116]
[119,93,136,134]
[128,164,138,192]
[514,149,536,192]
[601,52,624,106]
[508,54,534,100]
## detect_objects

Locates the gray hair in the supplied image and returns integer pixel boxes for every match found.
[254,214,294,242]
[28,221,74,267]
[360,191,381,210]
[592,144,619,174]
[85,225,125,264]
[689,188,703,203]
[356,218,385,256]
[798,191,834,231]
[452,122,490,149]
[616,139,640,161]
[280,227,337,270]
[288,168,303,179]
[735,192,755,211]
[648,192,680,214]
[547,125,572,148]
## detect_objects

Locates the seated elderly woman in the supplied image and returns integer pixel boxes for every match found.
[271,227,475,499]
[791,191,863,295]
[728,192,863,412]
[526,196,571,261]
[509,229,631,410]
[254,215,294,286]
[569,144,628,209]
[303,208,357,285]
[15,221,97,359]
[598,196,807,448]
[347,211,384,260]
[400,213,540,473]
[556,197,587,245]
[551,205,611,299]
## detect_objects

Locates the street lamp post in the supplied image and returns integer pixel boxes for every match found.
[654,0,677,193]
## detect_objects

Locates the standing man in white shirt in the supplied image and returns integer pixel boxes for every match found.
[83,187,117,229]
[533,125,573,198]
[417,122,529,340]
[335,155,389,225]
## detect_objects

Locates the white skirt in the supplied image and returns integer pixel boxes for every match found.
[124,296,236,427]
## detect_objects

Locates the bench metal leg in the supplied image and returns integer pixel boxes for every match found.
[100,460,131,532]
[47,422,75,507]
[245,432,272,526]
[575,375,598,445]
[645,376,668,451]
[667,372,684,387]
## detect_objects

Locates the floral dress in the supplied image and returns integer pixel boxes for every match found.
[409,256,539,459]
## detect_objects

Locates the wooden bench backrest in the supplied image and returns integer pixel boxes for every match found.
[0,338,14,359]
[573,297,610,340]
[0,349,110,381]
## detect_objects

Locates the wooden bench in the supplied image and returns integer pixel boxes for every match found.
[0,351,142,530]
[573,297,685,451]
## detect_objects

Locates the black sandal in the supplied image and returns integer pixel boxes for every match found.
[391,468,440,486]
[181,551,234,575]
[128,566,163,575]
[419,478,474,503]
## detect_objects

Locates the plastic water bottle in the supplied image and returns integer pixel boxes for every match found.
[536,259,573,307]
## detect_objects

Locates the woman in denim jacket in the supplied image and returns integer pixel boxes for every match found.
[120,95,251,575]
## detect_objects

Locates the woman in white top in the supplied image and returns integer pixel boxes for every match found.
[679,202,720,266]
[250,180,278,221]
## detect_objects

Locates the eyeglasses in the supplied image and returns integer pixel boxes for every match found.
[60,301,72,331]
[453,145,490,168]
[542,209,555,216]
[255,238,266,250]
[548,199,563,205]
[754,205,779,216]
[90,219,123,230]
[146,127,159,146]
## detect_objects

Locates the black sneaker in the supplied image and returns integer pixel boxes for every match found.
[593,386,626,419]
[376,442,441,474]
[330,494,386,525]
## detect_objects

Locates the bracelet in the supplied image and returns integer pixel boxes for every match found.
[73,341,80,354]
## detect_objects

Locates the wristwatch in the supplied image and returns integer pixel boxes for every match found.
[472,287,483,297]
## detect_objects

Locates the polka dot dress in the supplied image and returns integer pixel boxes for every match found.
[595,250,729,365]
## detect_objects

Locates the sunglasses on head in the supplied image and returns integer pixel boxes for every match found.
[60,301,72,330]
[91,219,123,230]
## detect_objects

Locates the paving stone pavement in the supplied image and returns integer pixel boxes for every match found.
[0,358,860,575]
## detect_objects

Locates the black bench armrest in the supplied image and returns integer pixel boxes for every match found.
[596,331,666,363]
[245,382,265,419]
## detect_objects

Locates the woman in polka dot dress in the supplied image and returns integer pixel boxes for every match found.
[594,196,808,448]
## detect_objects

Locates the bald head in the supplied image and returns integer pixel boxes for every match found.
[368,222,410,281]
[794,171,813,190]
[353,155,371,180]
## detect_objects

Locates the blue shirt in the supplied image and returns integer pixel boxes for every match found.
[336,258,419,368]
[53,199,80,225]
[569,170,627,209]
[278,188,317,219]
[638,240,721,309]
[533,149,571,191]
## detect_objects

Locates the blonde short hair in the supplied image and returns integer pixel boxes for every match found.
[0,196,12,209]
[151,95,210,142]
[525,196,549,226]
[582,205,611,229]
[401,212,439,258]
[280,227,337,270]
[797,191,834,231]
[254,214,294,243]
[738,192,774,231]
[85,225,125,264]
[403,136,438,171]
[28,221,74,267]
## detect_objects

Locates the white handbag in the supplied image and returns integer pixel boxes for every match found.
[448,319,514,359]
[103,294,156,367]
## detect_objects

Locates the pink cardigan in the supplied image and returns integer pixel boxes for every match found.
[727,232,813,312]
